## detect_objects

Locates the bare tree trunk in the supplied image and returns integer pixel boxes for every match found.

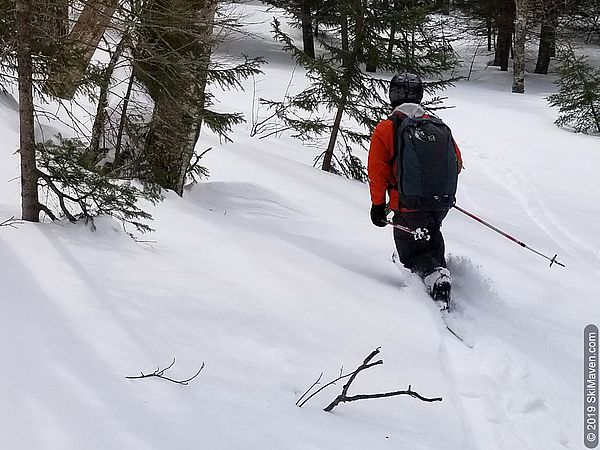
[16,0,40,221]
[436,0,450,15]
[387,0,398,57]
[387,23,396,57]
[534,23,553,73]
[322,2,367,173]
[45,0,118,99]
[512,0,526,93]
[494,26,512,70]
[140,0,217,195]
[113,72,134,168]
[144,97,202,193]
[300,0,315,58]
[366,46,377,72]
[321,95,347,172]
[341,9,349,67]
[487,17,492,51]
[534,1,559,74]
[549,30,556,56]
[549,13,557,57]
[90,35,128,157]
[493,0,514,71]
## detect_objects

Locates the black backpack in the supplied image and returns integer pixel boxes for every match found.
[392,113,458,211]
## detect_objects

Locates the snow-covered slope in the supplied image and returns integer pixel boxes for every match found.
[1,4,599,449]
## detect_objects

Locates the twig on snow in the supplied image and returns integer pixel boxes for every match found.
[324,384,443,412]
[0,216,23,229]
[296,372,323,406]
[296,347,443,412]
[297,362,381,408]
[126,358,205,385]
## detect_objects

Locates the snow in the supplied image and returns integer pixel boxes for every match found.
[1,3,599,449]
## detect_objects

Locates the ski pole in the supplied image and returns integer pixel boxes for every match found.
[452,204,565,268]
[386,221,430,241]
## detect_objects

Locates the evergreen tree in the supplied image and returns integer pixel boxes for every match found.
[547,50,600,134]
[264,0,457,180]
[0,0,263,225]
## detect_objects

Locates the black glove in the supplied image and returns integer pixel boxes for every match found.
[370,203,388,227]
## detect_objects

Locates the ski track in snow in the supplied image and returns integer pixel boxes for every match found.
[438,259,556,450]
[469,144,599,267]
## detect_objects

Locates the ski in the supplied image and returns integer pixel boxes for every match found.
[444,323,473,348]
[440,308,473,349]
[390,253,473,348]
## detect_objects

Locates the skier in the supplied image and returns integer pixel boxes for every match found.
[368,73,463,308]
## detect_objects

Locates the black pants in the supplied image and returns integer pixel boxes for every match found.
[393,211,447,278]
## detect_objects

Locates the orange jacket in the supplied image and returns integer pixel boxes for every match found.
[367,116,462,211]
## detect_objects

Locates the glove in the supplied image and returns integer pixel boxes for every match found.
[370,203,388,227]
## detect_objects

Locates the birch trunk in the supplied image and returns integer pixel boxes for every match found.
[45,0,118,99]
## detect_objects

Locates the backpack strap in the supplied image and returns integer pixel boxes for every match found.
[390,112,405,166]
[390,113,409,209]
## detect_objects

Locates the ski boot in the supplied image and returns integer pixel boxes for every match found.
[423,267,452,311]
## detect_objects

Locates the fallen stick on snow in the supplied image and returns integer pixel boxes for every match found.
[126,358,205,385]
[297,347,442,412]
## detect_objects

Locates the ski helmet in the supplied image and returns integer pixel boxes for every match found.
[389,73,424,107]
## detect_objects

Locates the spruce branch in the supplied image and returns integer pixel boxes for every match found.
[36,136,161,233]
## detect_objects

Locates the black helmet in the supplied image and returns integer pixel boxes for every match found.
[389,73,424,107]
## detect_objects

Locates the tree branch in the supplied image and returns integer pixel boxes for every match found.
[326,384,443,410]
[297,360,383,408]
[126,358,205,385]
[296,372,323,406]
[296,347,443,412]
[0,216,23,228]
